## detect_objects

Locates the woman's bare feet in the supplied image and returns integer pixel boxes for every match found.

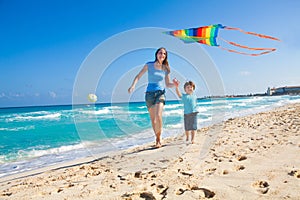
[155,138,162,148]
[155,142,162,148]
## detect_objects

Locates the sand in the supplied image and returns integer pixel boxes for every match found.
[1,103,300,200]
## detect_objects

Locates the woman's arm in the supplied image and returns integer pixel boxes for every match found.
[165,73,176,88]
[128,64,148,93]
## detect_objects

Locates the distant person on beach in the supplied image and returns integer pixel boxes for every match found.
[173,79,198,144]
[128,47,176,148]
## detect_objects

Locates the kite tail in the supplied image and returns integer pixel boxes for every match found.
[224,26,281,41]
[218,46,276,56]
[218,37,277,56]
[217,26,280,56]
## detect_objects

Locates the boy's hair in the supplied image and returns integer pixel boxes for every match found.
[184,81,195,90]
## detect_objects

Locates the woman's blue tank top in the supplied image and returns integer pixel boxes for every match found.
[146,61,166,92]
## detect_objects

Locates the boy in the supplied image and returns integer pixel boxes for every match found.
[173,79,198,144]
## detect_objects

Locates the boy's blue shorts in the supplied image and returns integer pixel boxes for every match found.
[184,112,198,131]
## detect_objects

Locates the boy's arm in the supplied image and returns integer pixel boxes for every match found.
[173,78,182,98]
[175,87,182,98]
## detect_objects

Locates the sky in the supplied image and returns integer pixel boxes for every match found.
[1,0,300,108]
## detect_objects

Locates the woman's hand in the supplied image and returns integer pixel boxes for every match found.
[128,85,135,93]
[128,64,148,93]
[173,78,180,87]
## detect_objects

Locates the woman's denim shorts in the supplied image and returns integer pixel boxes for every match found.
[145,90,165,108]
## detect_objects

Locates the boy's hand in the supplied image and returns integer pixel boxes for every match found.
[172,78,180,87]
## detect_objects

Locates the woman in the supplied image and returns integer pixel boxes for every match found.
[128,47,176,148]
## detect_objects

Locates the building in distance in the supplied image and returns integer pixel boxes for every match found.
[267,86,300,96]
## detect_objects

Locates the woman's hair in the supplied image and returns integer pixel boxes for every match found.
[184,81,196,90]
[155,47,170,73]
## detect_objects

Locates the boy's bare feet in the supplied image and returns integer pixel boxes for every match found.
[191,131,195,144]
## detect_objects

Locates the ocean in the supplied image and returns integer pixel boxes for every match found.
[1,95,300,178]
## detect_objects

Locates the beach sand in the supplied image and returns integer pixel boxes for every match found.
[1,103,300,199]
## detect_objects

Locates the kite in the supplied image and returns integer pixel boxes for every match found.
[164,24,280,56]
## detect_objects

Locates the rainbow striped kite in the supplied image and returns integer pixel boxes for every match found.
[164,24,280,56]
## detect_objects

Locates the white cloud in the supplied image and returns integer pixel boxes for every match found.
[9,92,24,97]
[49,91,57,98]
[240,71,251,76]
[0,92,5,98]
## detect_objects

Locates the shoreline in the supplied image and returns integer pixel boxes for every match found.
[1,96,298,180]
[1,103,300,199]
[0,100,278,181]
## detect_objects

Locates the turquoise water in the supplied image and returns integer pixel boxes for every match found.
[1,95,300,177]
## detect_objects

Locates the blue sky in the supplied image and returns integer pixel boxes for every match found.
[1,0,300,107]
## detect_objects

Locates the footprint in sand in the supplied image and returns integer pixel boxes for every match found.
[236,155,247,161]
[140,191,156,200]
[156,184,168,198]
[176,186,215,198]
[1,190,12,197]
[134,171,142,178]
[235,165,245,171]
[222,169,229,175]
[288,170,300,178]
[252,180,269,194]
[205,167,217,175]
